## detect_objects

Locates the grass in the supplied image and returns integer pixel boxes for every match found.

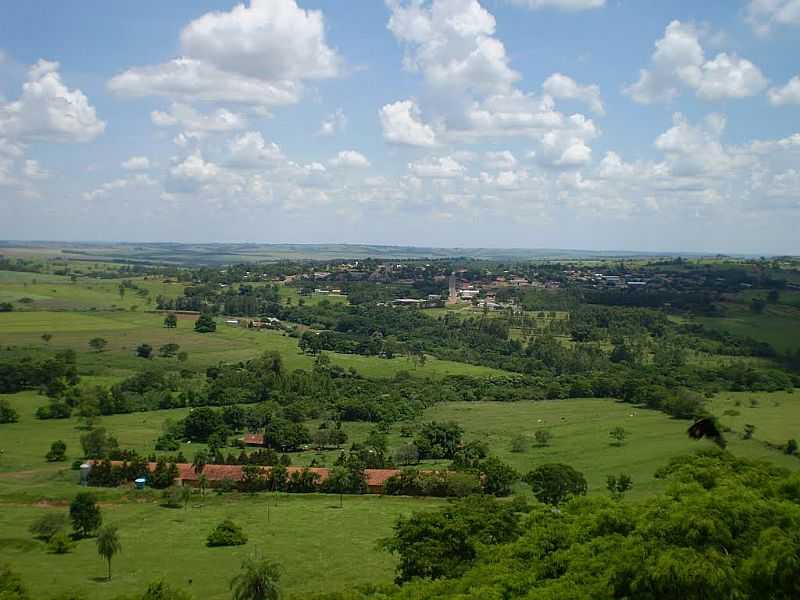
[697,301,800,353]
[707,390,800,448]
[0,310,507,380]
[0,494,442,600]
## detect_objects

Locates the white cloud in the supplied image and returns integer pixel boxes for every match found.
[625,21,767,103]
[543,73,604,115]
[329,150,371,168]
[484,150,517,170]
[0,59,105,142]
[385,1,598,165]
[226,131,284,167]
[151,103,246,132]
[83,174,157,200]
[409,155,466,178]
[746,0,800,35]
[387,0,519,96]
[505,0,605,11]
[108,0,340,108]
[379,99,438,147]
[23,159,49,180]
[768,76,800,105]
[318,109,346,136]
[121,156,151,171]
[654,113,735,177]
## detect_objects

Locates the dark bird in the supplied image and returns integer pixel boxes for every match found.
[688,417,727,449]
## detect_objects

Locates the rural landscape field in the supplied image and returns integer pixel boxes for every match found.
[1,243,799,599]
[2,0,800,598]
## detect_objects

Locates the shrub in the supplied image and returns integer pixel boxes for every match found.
[194,314,217,333]
[48,531,74,554]
[510,434,528,453]
[0,399,18,424]
[534,429,552,447]
[786,439,798,456]
[30,513,68,541]
[524,463,587,505]
[207,519,247,547]
[46,440,67,462]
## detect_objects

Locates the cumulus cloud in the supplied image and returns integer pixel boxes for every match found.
[379,100,438,147]
[329,150,371,168]
[0,59,105,142]
[505,0,605,10]
[318,109,346,136]
[387,0,519,96]
[385,1,598,165]
[768,76,800,105]
[543,73,604,115]
[151,102,247,132]
[746,0,800,35]
[625,21,767,103]
[409,155,466,178]
[226,131,284,167]
[121,156,151,171]
[108,0,340,108]
[23,159,50,180]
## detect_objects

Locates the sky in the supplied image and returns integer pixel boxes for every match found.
[0,0,799,254]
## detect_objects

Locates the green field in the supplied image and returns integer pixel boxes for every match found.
[0,493,443,600]
[708,390,800,447]
[0,310,507,380]
[698,298,800,353]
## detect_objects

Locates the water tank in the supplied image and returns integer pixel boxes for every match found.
[79,463,91,486]
[134,478,146,490]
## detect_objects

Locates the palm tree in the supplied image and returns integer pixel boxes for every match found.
[230,555,282,600]
[96,525,121,581]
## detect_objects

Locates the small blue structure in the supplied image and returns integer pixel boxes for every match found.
[134,478,147,490]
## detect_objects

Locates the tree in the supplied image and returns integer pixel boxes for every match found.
[141,580,193,600]
[786,439,798,455]
[163,313,178,328]
[159,343,180,358]
[230,555,282,600]
[479,457,518,497]
[46,440,67,462]
[534,429,552,447]
[88,337,107,353]
[70,492,102,538]
[394,443,420,466]
[524,463,587,505]
[177,351,189,363]
[192,450,208,475]
[41,333,52,343]
[96,525,121,581]
[609,426,628,446]
[136,343,153,359]
[0,563,28,598]
[194,314,217,333]
[0,399,19,424]
[414,421,464,459]
[606,473,633,500]
[743,424,756,440]
[767,289,780,304]
[80,428,119,459]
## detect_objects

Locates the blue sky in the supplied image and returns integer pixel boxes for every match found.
[1,0,799,253]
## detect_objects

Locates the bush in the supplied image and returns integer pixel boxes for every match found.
[786,439,798,456]
[30,513,68,541]
[194,314,217,333]
[510,434,528,453]
[46,440,67,462]
[48,531,74,554]
[524,463,587,505]
[206,519,247,547]
[534,429,552,447]
[0,399,18,424]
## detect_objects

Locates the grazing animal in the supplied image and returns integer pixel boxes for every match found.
[688,417,727,449]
